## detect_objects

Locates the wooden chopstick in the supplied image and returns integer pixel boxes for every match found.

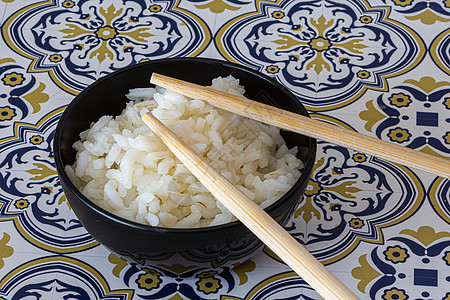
[142,112,359,300]
[151,73,450,179]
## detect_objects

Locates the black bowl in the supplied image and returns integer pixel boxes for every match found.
[54,57,316,275]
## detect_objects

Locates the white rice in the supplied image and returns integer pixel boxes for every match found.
[66,76,303,228]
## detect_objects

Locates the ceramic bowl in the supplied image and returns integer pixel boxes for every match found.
[54,57,316,274]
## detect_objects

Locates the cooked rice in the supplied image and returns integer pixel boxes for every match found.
[66,76,303,228]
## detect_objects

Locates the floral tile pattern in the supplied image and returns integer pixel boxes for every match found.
[288,141,426,264]
[215,0,426,111]
[3,0,211,94]
[0,0,449,299]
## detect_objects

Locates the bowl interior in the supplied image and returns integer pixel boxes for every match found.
[55,57,316,235]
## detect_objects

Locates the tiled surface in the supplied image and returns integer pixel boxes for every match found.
[0,0,449,299]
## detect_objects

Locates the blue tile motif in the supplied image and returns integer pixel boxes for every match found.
[360,77,450,157]
[2,0,211,94]
[352,226,450,299]
[416,112,439,127]
[0,256,133,299]
[414,268,438,287]
[216,0,426,110]
[0,108,98,253]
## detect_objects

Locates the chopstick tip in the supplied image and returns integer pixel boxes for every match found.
[150,72,164,84]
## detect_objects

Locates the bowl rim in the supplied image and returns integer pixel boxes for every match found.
[54,57,317,234]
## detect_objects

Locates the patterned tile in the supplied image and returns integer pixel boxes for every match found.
[321,200,450,299]
[0,59,72,137]
[430,27,450,75]
[351,217,450,299]
[215,0,428,111]
[0,109,99,254]
[0,255,134,299]
[0,0,449,299]
[0,224,19,272]
[2,0,212,94]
